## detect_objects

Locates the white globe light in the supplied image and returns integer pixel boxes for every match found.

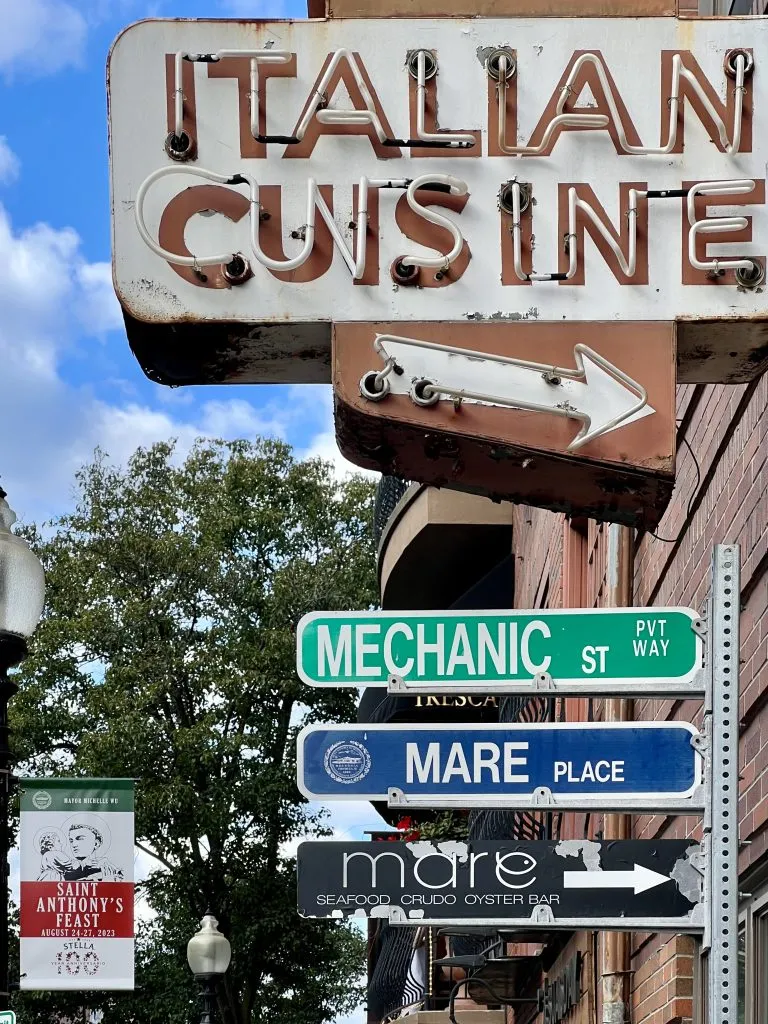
[0,494,45,640]
[187,915,232,977]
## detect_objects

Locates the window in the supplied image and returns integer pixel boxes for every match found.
[695,948,708,1022]
[749,890,768,1023]
[728,0,756,13]
[756,907,768,1017]
[697,885,768,1023]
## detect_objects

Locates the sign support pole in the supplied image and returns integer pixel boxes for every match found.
[601,523,633,1024]
[706,544,740,1024]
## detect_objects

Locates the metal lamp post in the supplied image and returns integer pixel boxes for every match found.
[187,914,232,1024]
[0,488,45,1011]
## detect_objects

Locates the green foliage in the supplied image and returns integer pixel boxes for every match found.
[11,438,376,1024]
[414,812,469,842]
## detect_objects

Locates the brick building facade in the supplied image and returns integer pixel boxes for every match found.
[506,374,768,1023]
[350,1,768,1022]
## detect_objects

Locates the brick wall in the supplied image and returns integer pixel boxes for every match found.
[512,505,564,611]
[632,375,768,874]
[508,373,768,1024]
[631,935,695,1024]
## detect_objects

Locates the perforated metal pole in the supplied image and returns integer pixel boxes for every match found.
[707,544,740,1024]
[602,523,633,1024]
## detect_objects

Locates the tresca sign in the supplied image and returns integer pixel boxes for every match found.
[539,954,582,1024]
[296,607,703,696]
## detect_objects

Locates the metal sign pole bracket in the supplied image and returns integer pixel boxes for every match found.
[692,616,708,640]
[383,910,706,933]
[387,674,407,694]
[385,787,706,814]
[385,673,706,701]
[385,676,706,699]
[706,544,740,1024]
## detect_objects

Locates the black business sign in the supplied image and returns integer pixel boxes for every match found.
[539,953,582,1024]
[297,840,704,931]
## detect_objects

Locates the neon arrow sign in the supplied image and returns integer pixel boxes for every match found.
[360,333,654,451]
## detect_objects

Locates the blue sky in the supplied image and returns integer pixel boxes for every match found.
[0,0,358,528]
[2,1,384,1014]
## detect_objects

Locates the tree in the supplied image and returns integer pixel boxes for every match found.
[11,438,377,1024]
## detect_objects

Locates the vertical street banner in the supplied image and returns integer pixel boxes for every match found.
[19,779,135,990]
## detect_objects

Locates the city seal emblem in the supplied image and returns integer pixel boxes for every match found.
[324,740,372,785]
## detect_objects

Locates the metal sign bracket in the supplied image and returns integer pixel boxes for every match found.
[383,909,706,933]
[530,904,556,926]
[692,615,708,639]
[386,787,706,815]
[691,732,708,755]
[532,786,555,807]
[387,674,407,694]
[386,672,706,700]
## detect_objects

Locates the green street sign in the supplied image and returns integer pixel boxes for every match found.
[0,1013,16,1024]
[296,608,704,697]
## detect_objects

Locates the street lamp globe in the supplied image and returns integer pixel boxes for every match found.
[0,490,45,648]
[187,914,232,978]
[0,491,45,1013]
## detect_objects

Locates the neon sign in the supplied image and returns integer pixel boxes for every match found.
[109,19,768,330]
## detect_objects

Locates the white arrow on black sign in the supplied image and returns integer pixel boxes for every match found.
[563,863,672,895]
[361,334,655,451]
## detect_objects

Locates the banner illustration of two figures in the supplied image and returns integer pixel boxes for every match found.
[19,779,135,990]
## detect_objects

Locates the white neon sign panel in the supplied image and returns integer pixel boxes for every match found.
[109,18,768,325]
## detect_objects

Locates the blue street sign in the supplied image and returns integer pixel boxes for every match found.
[296,722,703,812]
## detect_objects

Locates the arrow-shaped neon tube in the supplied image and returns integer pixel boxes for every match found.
[367,334,654,451]
[563,863,671,895]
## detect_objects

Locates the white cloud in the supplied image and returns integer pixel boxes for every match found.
[78,396,290,472]
[0,0,88,78]
[0,198,294,521]
[0,137,19,184]
[80,385,378,492]
[0,205,82,383]
[333,1006,365,1024]
[85,404,201,466]
[0,205,113,516]
[195,396,286,439]
[76,262,124,334]
[0,195,375,529]
[295,386,377,480]
[301,425,377,480]
[0,0,155,79]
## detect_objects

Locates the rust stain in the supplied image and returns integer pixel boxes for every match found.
[465,309,539,321]
[325,0,675,17]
